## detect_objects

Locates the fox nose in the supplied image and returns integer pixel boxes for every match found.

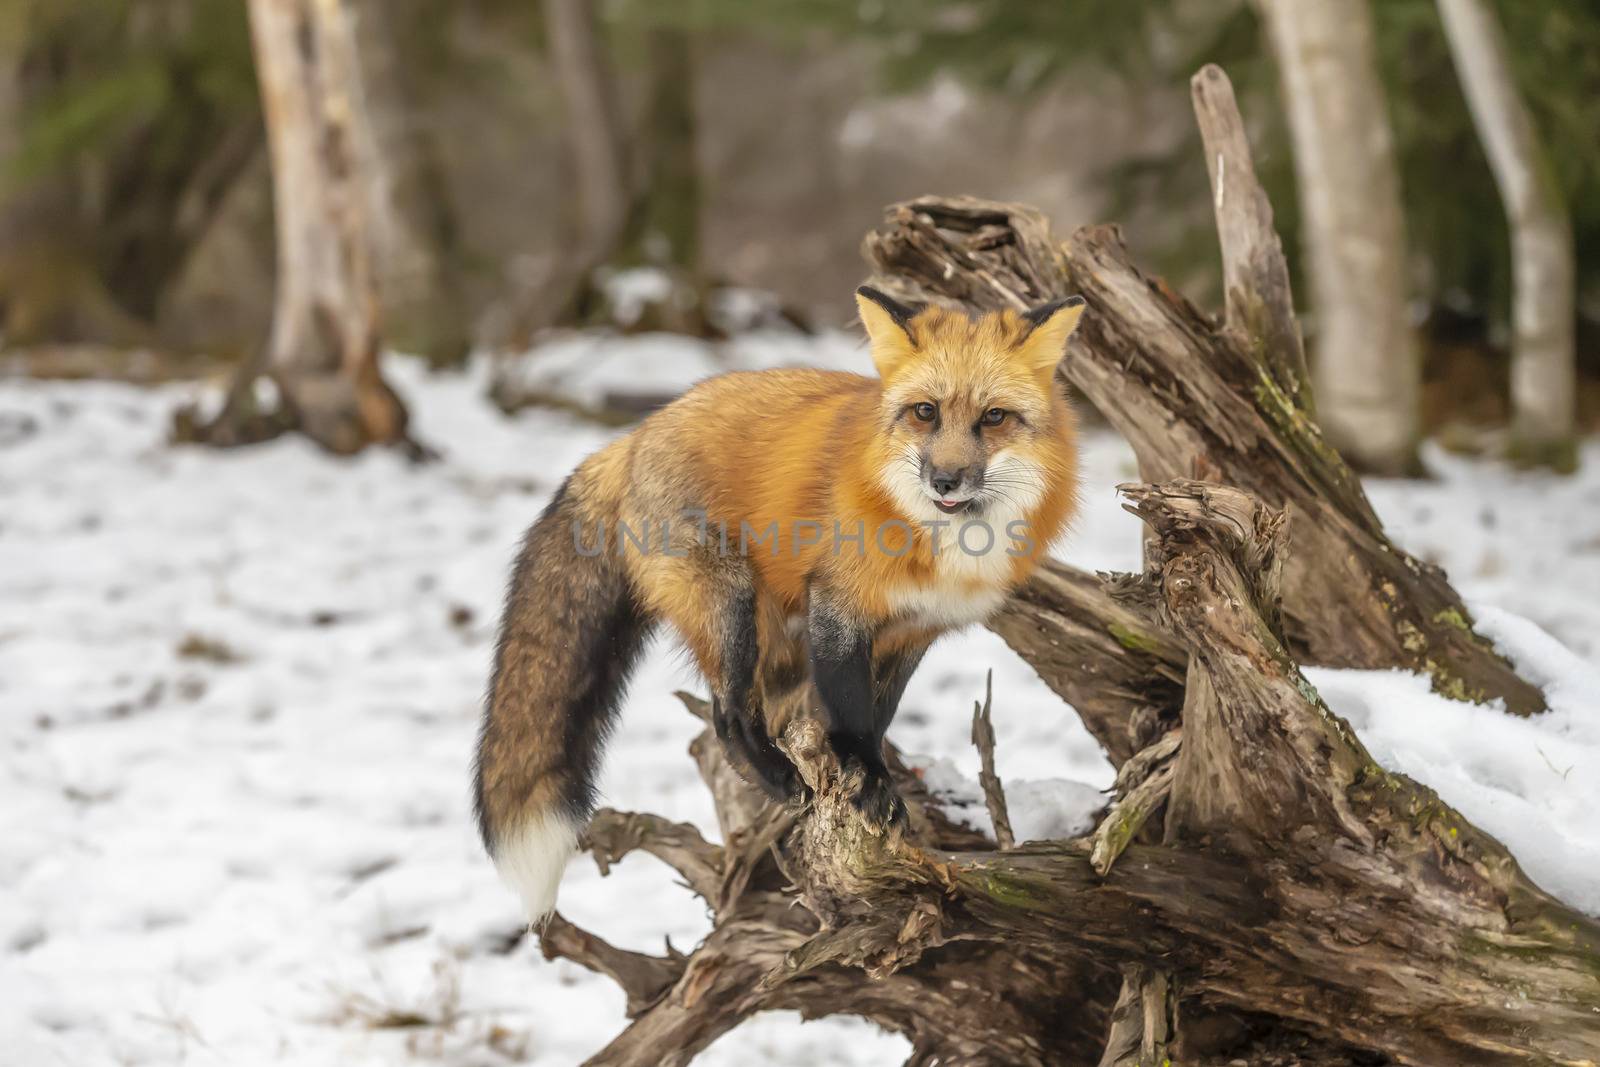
[929,468,966,495]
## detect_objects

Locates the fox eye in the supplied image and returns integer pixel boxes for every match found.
[981,407,1007,426]
[912,402,937,423]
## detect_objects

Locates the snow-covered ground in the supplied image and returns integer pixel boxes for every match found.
[2,333,1598,1066]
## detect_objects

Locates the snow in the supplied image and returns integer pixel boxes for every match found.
[1307,607,1600,917]
[920,756,1103,843]
[490,325,869,414]
[599,268,676,328]
[1,333,1597,1065]
[1362,441,1600,663]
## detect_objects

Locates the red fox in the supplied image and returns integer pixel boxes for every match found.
[474,287,1084,921]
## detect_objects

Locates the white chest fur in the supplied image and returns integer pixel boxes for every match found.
[885,576,1010,630]
[883,521,1019,628]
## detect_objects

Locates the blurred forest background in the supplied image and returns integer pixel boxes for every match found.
[2,0,1598,464]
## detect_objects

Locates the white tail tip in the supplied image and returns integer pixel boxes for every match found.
[493,811,581,924]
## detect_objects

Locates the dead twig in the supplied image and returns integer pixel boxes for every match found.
[969,669,1015,849]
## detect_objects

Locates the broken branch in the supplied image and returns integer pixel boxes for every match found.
[969,670,1015,849]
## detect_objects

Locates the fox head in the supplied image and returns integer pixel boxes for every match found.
[855,285,1083,527]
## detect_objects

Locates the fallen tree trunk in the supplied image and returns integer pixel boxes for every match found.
[547,481,1599,1064]
[864,66,1543,717]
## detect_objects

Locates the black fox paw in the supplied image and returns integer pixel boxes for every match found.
[846,761,907,834]
[714,699,803,804]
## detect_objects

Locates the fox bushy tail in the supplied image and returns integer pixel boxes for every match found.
[473,476,652,921]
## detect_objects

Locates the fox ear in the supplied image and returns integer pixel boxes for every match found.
[1016,296,1086,374]
[855,286,921,380]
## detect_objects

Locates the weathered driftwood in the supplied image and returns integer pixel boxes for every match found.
[546,482,1600,1065]
[863,66,1543,717]
[551,693,1112,1067]
[1096,964,1175,1067]
[1088,728,1179,876]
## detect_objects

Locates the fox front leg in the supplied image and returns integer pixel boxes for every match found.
[807,592,906,830]
[872,639,929,740]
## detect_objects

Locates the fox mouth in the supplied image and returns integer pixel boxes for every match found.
[932,497,977,515]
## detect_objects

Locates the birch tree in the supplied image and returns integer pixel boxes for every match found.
[1437,0,1576,469]
[1252,0,1419,474]
[181,0,413,455]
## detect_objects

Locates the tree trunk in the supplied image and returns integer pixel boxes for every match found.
[1252,0,1419,475]
[1436,0,1577,471]
[628,27,701,275]
[544,0,631,263]
[176,0,413,456]
[605,24,712,337]
[545,481,1599,1065]
[859,71,1542,717]
[493,0,635,344]
[497,8,713,349]
[347,0,471,366]
[985,558,1185,766]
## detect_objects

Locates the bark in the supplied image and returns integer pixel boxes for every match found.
[555,698,1117,1067]
[1192,63,1311,418]
[1252,0,1419,475]
[547,482,1600,1065]
[1437,0,1577,471]
[176,0,415,456]
[1096,965,1175,1067]
[860,68,1543,717]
